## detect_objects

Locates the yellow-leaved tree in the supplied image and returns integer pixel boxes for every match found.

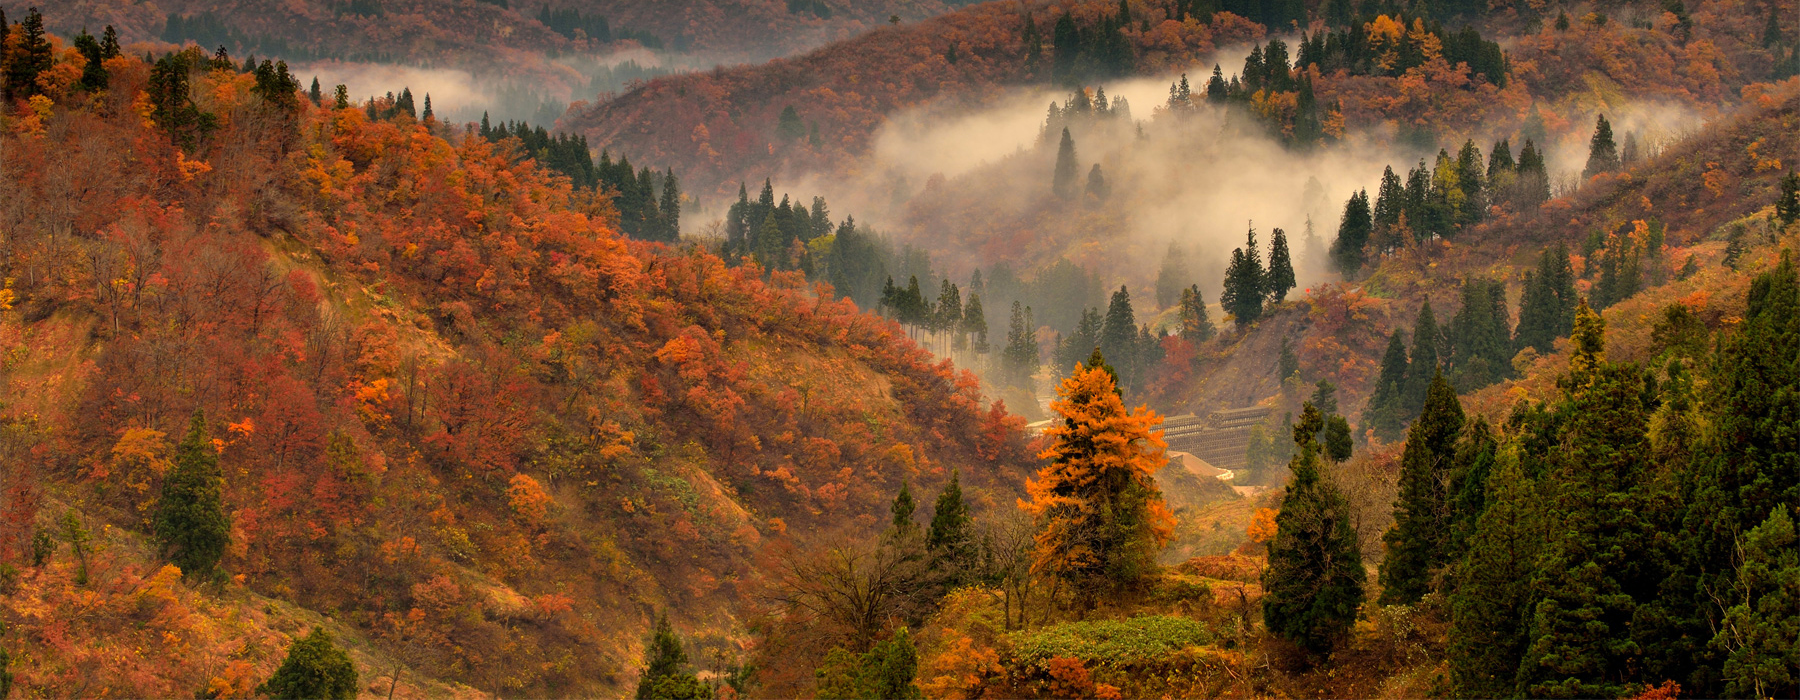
[1025,350,1174,607]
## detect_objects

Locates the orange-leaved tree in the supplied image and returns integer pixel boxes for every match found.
[1025,350,1173,606]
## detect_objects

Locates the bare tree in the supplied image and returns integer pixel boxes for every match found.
[764,532,929,652]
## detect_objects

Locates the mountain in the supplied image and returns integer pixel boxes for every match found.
[0,36,1035,695]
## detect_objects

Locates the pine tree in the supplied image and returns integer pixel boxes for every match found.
[963,294,989,353]
[1516,140,1552,208]
[1379,372,1465,604]
[259,628,359,700]
[927,471,975,585]
[1448,447,1545,699]
[333,84,349,109]
[1003,301,1038,388]
[637,613,711,699]
[1178,285,1215,342]
[1324,415,1353,463]
[1520,304,1659,698]
[1267,227,1296,303]
[1514,244,1577,353]
[154,411,231,580]
[891,481,919,536]
[1085,164,1110,199]
[1330,189,1372,278]
[1777,170,1799,227]
[101,26,122,59]
[1309,380,1339,416]
[3,8,52,100]
[1053,127,1080,198]
[1098,286,1139,388]
[1364,329,1410,442]
[74,31,108,92]
[1025,356,1171,604]
[1221,226,1267,330]
[1263,404,1366,656]
[1583,115,1621,178]
[1445,278,1514,390]
[1400,301,1441,420]
[1711,505,1800,698]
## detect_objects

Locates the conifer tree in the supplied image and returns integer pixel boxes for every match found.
[1205,64,1228,102]
[154,411,231,580]
[1263,404,1365,656]
[1330,189,1372,278]
[333,84,349,109]
[637,613,711,699]
[1379,372,1465,605]
[101,25,122,59]
[1053,127,1079,198]
[1002,301,1038,388]
[2,8,52,100]
[1267,227,1296,303]
[1516,140,1551,207]
[1400,301,1441,420]
[1025,355,1171,604]
[1448,447,1544,698]
[1309,379,1338,416]
[1221,226,1267,330]
[1445,278,1514,390]
[1084,164,1109,199]
[259,628,359,700]
[1520,303,1659,698]
[1777,170,1799,227]
[1583,115,1621,178]
[926,471,975,585]
[891,481,918,536]
[1098,286,1139,387]
[1324,416,1353,463]
[1178,285,1215,342]
[1711,505,1800,698]
[307,77,322,105]
[1364,329,1410,442]
[74,31,108,92]
[963,294,989,353]
[1514,244,1578,353]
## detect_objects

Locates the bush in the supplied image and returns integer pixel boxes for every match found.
[258,628,359,700]
[1008,615,1211,669]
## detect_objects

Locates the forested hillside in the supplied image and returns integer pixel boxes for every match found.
[0,19,1036,696]
[4,0,1800,696]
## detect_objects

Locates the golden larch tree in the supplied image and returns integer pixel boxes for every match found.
[1025,353,1174,605]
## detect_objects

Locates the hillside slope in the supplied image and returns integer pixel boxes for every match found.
[0,42,1036,695]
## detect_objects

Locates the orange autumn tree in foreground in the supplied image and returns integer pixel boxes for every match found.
[1026,350,1173,606]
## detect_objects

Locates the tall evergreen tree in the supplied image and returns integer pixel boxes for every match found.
[1178,285,1215,342]
[1710,505,1800,698]
[1330,189,1372,278]
[1262,404,1366,656]
[1514,243,1578,353]
[1379,372,1465,605]
[1777,170,1799,227]
[1583,114,1621,178]
[1053,127,1079,198]
[1445,278,1514,390]
[1448,447,1545,698]
[1220,226,1267,330]
[658,170,682,241]
[1519,303,1660,698]
[154,411,231,580]
[963,294,989,353]
[3,8,52,100]
[1400,301,1441,420]
[1098,286,1139,387]
[1002,301,1038,388]
[1516,139,1552,207]
[1267,227,1296,303]
[259,628,358,700]
[1364,329,1410,442]
[927,471,975,585]
[74,31,108,92]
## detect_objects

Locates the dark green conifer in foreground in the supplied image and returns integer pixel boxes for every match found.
[1379,372,1465,605]
[259,628,358,700]
[637,613,712,700]
[1263,404,1365,657]
[154,411,231,580]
